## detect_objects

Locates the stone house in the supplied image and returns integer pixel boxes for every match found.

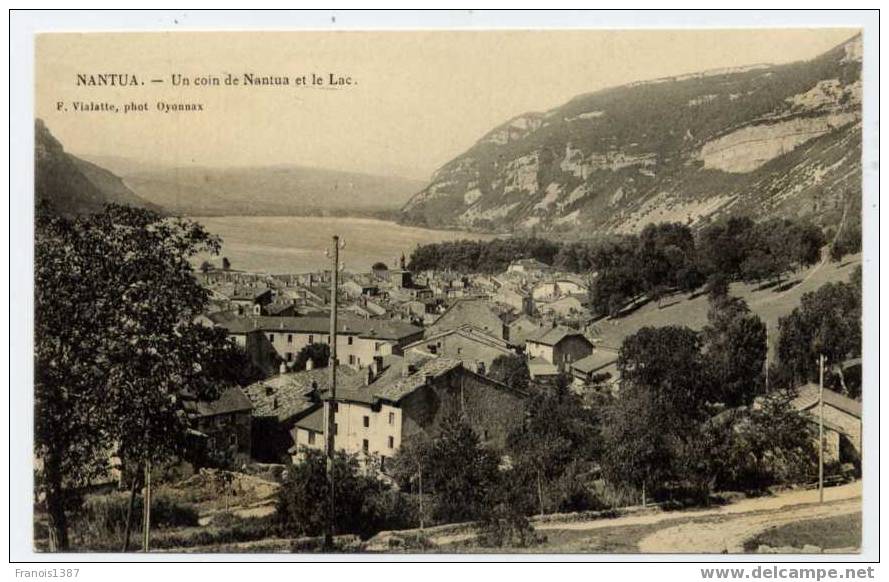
[525,325,594,373]
[791,384,862,466]
[403,324,516,374]
[427,297,507,340]
[218,315,423,375]
[184,386,254,467]
[291,355,528,469]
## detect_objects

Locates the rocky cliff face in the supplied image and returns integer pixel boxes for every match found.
[401,35,862,235]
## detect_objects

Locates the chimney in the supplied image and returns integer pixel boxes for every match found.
[306,358,314,371]
[365,366,375,386]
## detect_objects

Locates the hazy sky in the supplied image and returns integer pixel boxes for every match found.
[36,29,857,180]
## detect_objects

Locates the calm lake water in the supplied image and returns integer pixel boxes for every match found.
[192,216,495,274]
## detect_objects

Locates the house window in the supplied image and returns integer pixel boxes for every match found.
[388,412,395,425]
[334,423,338,435]
[388,436,394,449]
[349,354,356,365]
[456,347,462,355]
[363,416,370,428]
[286,352,293,362]
[268,334,274,343]
[348,336,354,345]
[287,334,293,344]
[308,432,316,445]
[308,334,314,344]
[362,439,369,453]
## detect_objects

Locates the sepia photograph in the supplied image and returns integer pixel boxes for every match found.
[11,11,878,563]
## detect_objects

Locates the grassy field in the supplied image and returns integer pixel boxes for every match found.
[743,512,861,552]
[590,253,861,357]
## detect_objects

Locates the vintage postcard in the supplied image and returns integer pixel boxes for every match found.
[20,18,874,560]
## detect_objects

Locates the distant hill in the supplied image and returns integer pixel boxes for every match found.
[401,34,862,236]
[35,119,163,216]
[80,155,426,217]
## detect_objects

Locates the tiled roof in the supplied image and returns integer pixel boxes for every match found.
[526,325,589,347]
[217,315,422,340]
[572,348,619,374]
[188,386,253,417]
[792,383,862,419]
[243,366,362,422]
[293,406,325,433]
[405,325,512,353]
[371,357,463,403]
[219,285,271,301]
[528,357,558,377]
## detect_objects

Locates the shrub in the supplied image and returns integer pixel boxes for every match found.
[277,449,419,540]
[71,491,199,549]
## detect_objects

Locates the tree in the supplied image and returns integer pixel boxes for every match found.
[618,326,711,413]
[711,391,817,491]
[601,326,711,499]
[417,411,501,523]
[35,204,243,550]
[506,377,601,514]
[776,276,861,392]
[277,449,410,539]
[600,385,675,501]
[221,256,231,271]
[701,295,767,407]
[829,222,861,262]
[293,342,330,371]
[696,216,756,279]
[488,354,530,392]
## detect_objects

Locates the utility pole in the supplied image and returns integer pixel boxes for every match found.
[418,466,424,532]
[818,353,825,504]
[142,460,151,552]
[324,235,342,550]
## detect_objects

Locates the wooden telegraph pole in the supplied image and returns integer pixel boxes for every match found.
[142,460,151,552]
[324,235,342,550]
[818,354,825,503]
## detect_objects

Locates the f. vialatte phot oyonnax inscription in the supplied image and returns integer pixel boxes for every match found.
[33,29,864,554]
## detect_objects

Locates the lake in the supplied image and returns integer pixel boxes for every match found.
[192,216,496,274]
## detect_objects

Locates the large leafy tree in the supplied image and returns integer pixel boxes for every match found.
[776,273,861,394]
[277,449,405,539]
[414,411,501,523]
[506,377,601,514]
[35,204,245,550]
[601,326,710,498]
[701,295,767,407]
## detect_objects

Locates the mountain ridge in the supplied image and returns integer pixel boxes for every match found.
[400,34,862,236]
[79,155,426,217]
[35,119,163,216]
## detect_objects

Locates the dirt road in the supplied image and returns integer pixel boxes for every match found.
[533,482,861,553]
[637,496,860,553]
